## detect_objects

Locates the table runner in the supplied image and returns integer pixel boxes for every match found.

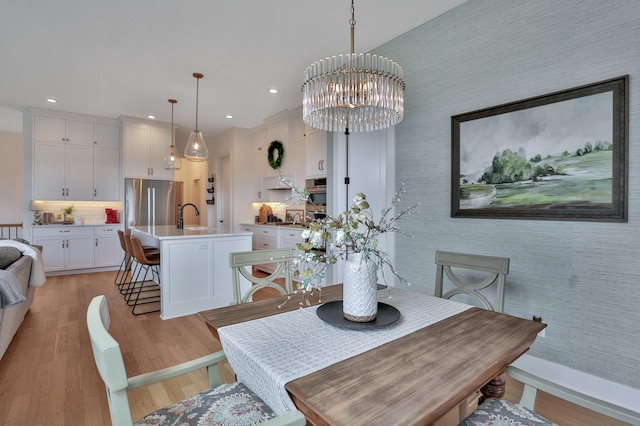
[218,288,471,415]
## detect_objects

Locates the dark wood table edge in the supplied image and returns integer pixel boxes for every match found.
[284,308,545,426]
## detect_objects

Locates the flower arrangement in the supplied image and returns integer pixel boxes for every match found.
[283,180,419,307]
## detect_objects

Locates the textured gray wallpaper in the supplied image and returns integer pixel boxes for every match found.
[373,0,640,388]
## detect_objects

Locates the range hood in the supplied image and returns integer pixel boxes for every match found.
[263,175,293,190]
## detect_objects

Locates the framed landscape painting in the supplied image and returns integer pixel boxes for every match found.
[451,76,628,222]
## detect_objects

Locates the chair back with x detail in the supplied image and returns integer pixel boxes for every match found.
[435,250,510,313]
[230,248,294,304]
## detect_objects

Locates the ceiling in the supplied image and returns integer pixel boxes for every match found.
[0,0,465,137]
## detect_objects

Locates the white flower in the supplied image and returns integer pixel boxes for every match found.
[288,182,419,299]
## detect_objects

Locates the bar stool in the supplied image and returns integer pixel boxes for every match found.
[128,235,161,315]
[114,230,132,292]
[116,231,159,296]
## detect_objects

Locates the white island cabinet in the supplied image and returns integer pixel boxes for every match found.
[130,225,252,319]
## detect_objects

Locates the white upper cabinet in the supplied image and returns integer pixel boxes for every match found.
[123,119,174,180]
[32,113,121,201]
[34,116,94,146]
[264,116,292,177]
[306,129,327,178]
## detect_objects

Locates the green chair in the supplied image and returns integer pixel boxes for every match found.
[230,248,294,304]
[435,250,511,421]
[86,295,306,426]
[435,250,510,313]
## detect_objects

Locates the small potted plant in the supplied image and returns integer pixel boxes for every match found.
[63,205,74,223]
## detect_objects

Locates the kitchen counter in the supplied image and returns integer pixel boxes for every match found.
[246,223,309,229]
[130,225,251,319]
[131,225,251,239]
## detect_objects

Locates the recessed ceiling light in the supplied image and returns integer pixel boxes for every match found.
[225,115,233,119]
[147,115,156,119]
[268,88,278,94]
[46,98,57,103]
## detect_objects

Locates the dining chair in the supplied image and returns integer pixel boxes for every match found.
[434,250,510,420]
[230,248,294,304]
[86,295,306,426]
[434,250,510,313]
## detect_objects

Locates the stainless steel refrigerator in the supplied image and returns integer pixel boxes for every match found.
[124,178,183,232]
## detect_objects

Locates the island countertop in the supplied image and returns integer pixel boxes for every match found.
[131,225,252,240]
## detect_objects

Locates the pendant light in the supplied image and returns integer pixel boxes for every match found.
[301,0,405,133]
[163,99,182,170]
[184,72,209,161]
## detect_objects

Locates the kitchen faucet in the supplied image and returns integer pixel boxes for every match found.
[177,203,200,229]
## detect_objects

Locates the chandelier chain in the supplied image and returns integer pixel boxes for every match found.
[349,0,356,54]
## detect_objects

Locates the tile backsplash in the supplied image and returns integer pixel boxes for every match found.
[39,201,122,225]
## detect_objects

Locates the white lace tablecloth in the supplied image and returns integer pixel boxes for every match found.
[218,288,471,415]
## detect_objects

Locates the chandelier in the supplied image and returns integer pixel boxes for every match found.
[301,0,405,133]
[163,99,182,170]
[184,72,209,161]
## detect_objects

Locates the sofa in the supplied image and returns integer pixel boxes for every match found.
[0,240,46,361]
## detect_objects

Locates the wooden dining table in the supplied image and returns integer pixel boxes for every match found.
[199,285,546,426]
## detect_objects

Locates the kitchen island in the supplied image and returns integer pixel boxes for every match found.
[130,225,252,319]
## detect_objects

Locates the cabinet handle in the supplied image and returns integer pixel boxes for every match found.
[150,167,153,175]
[318,160,321,171]
[263,230,268,233]
[62,188,65,196]
[95,238,98,247]
[61,240,65,248]
[94,189,97,197]
[321,159,325,170]
[94,140,97,144]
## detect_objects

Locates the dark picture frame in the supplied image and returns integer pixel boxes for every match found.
[451,76,628,222]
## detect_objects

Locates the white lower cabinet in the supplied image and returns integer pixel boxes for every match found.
[32,225,123,273]
[254,226,278,251]
[94,226,123,267]
[33,226,94,272]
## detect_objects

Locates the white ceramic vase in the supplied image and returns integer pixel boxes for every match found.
[342,252,378,322]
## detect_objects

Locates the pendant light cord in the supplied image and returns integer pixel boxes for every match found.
[170,100,175,148]
[195,76,200,132]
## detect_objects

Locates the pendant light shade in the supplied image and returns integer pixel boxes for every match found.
[163,99,182,170]
[184,73,209,162]
[301,0,405,133]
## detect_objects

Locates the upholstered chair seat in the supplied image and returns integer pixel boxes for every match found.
[134,382,276,426]
[459,398,556,426]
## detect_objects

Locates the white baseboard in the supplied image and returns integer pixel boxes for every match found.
[512,354,640,413]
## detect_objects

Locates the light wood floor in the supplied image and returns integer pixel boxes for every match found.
[0,271,628,425]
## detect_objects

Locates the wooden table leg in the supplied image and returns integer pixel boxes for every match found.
[480,373,506,401]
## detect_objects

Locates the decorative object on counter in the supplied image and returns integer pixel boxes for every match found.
[258,204,273,224]
[285,209,304,224]
[208,174,215,183]
[63,205,74,224]
[301,0,405,133]
[267,140,284,170]
[105,208,119,224]
[162,99,182,170]
[283,179,419,320]
[29,200,45,225]
[184,72,209,162]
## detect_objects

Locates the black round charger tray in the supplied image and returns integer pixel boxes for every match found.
[316,301,401,330]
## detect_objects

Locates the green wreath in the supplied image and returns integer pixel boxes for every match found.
[267,140,284,170]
